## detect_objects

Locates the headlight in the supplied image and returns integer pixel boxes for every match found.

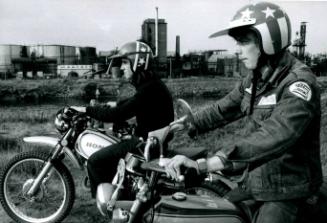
[54,113,70,133]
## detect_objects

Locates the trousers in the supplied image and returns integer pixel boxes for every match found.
[87,137,141,197]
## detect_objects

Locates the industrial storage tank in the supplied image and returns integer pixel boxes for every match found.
[28,45,43,58]
[62,46,77,64]
[28,45,77,64]
[78,47,97,64]
[0,44,24,73]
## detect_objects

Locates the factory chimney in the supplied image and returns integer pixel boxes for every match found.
[176,35,180,58]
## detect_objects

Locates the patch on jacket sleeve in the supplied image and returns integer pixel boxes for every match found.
[289,81,312,101]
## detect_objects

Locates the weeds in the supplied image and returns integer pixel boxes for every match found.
[0,108,55,124]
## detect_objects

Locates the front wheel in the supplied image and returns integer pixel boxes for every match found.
[0,151,75,223]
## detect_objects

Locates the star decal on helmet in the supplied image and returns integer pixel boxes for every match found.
[262,6,276,18]
[138,57,146,65]
[241,8,254,20]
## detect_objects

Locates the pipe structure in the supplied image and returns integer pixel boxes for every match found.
[155,7,159,57]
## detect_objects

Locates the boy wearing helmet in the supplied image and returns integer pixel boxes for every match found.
[71,41,174,198]
[165,2,322,222]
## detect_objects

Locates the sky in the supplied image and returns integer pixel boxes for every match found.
[0,0,327,55]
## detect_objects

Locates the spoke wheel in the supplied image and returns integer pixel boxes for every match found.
[0,151,75,223]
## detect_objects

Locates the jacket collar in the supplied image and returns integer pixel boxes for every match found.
[256,51,294,88]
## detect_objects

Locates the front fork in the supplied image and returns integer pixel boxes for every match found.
[26,129,72,196]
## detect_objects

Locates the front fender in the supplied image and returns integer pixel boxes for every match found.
[23,136,83,170]
[23,136,60,147]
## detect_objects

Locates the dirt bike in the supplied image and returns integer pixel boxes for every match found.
[0,106,136,223]
[0,100,221,223]
[97,99,327,223]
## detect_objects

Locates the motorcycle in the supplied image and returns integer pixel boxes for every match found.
[0,106,136,223]
[0,99,221,223]
[1,99,326,223]
[98,99,327,223]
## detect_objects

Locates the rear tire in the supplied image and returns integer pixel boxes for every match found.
[0,151,75,223]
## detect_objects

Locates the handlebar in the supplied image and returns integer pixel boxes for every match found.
[58,107,79,121]
[141,159,202,184]
[142,99,196,163]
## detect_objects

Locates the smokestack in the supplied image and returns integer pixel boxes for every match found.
[176,35,180,57]
[155,7,159,57]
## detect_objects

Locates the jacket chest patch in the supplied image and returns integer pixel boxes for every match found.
[289,81,312,101]
[258,94,277,106]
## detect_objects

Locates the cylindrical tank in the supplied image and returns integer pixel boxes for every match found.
[62,46,77,64]
[28,45,44,57]
[0,44,24,73]
[79,47,97,64]
[28,45,78,65]
[44,45,62,63]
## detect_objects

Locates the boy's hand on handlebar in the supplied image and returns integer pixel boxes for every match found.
[70,106,86,113]
[164,155,198,181]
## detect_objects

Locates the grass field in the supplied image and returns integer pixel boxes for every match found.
[1,77,327,222]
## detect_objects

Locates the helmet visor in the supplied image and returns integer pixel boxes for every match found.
[209,19,255,38]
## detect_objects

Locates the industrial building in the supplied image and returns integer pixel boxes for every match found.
[178,50,249,78]
[141,18,167,65]
[0,44,97,78]
[0,44,25,76]
[207,50,248,77]
[292,22,307,61]
[0,14,258,79]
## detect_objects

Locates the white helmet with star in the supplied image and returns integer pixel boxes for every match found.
[209,1,292,55]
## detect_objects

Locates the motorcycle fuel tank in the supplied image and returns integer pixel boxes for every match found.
[75,129,120,159]
[143,194,246,223]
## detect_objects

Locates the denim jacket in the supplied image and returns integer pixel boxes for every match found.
[193,52,322,201]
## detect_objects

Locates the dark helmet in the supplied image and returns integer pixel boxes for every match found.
[109,41,154,73]
[209,2,291,55]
